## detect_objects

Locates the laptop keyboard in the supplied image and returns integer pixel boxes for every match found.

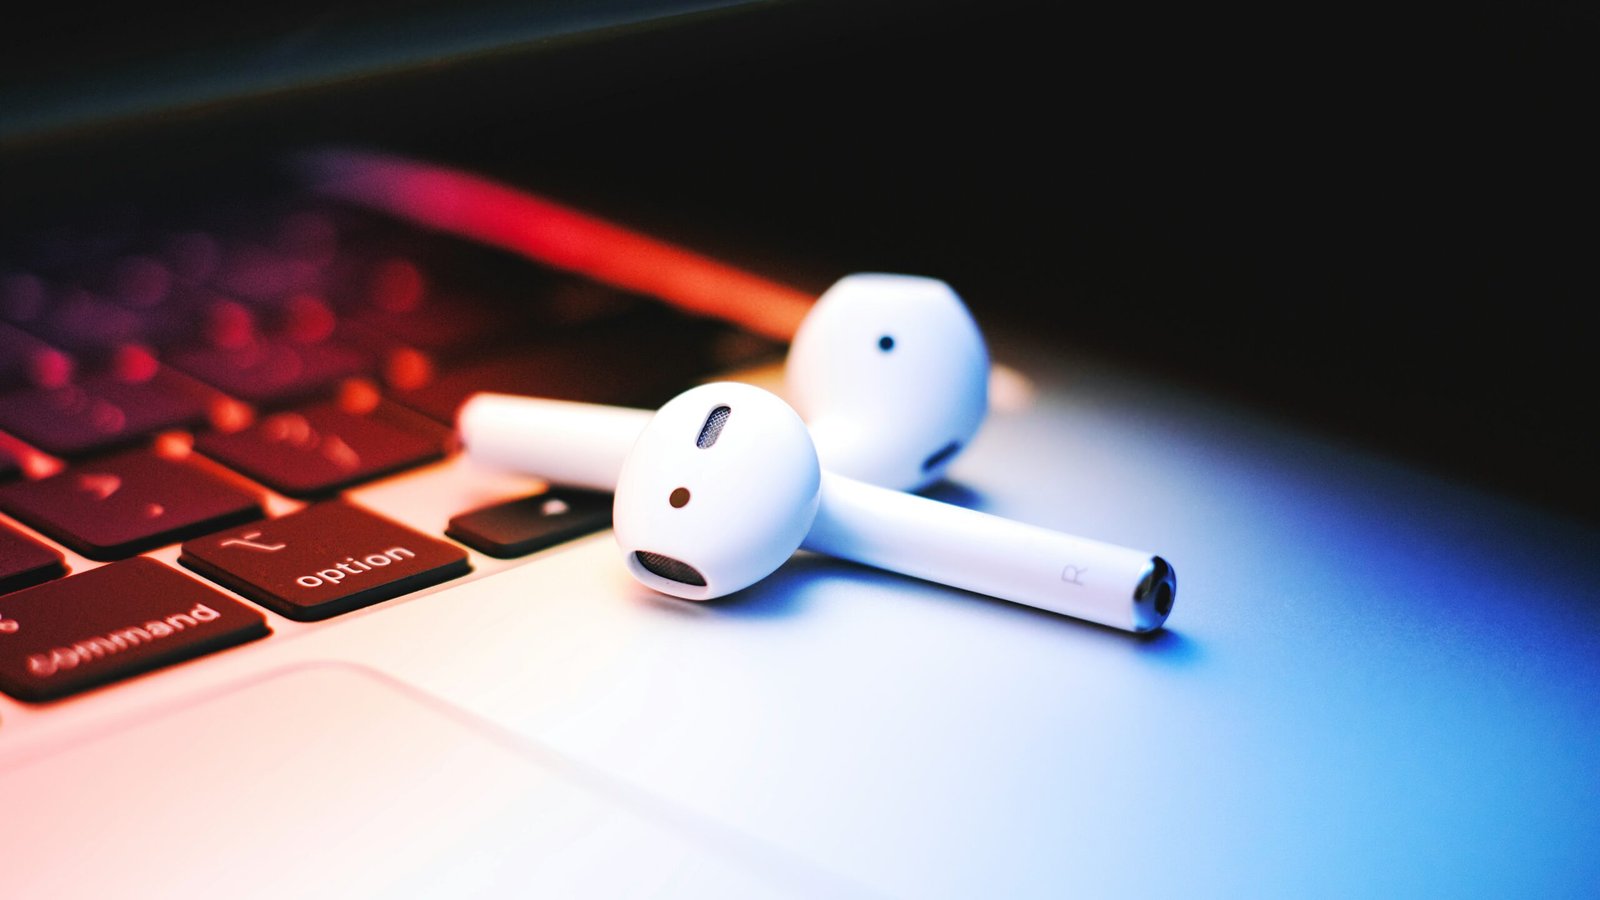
[0,449,265,559]
[0,189,781,703]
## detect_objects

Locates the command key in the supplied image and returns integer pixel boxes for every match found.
[0,558,269,702]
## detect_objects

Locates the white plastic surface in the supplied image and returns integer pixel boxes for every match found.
[0,665,847,899]
[613,383,820,599]
[805,472,1163,631]
[787,274,988,491]
[458,393,651,490]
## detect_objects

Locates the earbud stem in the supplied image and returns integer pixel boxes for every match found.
[803,473,1175,632]
[457,394,652,491]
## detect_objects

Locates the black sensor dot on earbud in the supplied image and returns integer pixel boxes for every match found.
[878,335,894,351]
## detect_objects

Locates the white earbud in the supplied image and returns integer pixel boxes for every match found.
[460,396,651,492]
[457,273,988,492]
[615,383,1176,633]
[786,274,987,490]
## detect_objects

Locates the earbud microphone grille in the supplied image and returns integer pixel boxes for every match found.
[634,551,708,586]
[696,405,732,449]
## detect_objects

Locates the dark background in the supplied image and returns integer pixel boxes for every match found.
[4,0,1596,520]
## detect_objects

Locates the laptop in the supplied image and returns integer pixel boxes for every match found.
[4,2,1597,897]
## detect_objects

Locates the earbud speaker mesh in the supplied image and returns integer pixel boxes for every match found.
[696,405,732,449]
[635,551,708,586]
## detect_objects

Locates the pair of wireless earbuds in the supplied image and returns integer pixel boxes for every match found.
[459,274,1176,633]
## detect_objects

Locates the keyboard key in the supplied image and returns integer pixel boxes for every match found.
[0,558,268,702]
[194,399,447,498]
[0,523,66,595]
[26,286,144,355]
[211,239,324,302]
[0,451,264,561]
[0,322,69,391]
[179,501,470,621]
[343,296,511,360]
[113,284,211,349]
[0,366,211,457]
[105,254,174,309]
[446,488,613,559]
[168,339,370,405]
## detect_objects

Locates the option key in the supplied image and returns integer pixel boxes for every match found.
[180,501,470,621]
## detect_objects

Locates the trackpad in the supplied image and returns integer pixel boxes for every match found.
[2,665,836,898]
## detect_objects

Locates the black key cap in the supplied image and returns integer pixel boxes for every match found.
[26,286,144,355]
[0,322,66,391]
[168,339,370,405]
[179,501,470,621]
[110,282,211,350]
[0,523,66,595]
[0,451,264,561]
[0,366,211,457]
[211,239,326,302]
[446,488,613,559]
[104,253,174,309]
[343,298,513,361]
[0,558,268,702]
[194,400,447,498]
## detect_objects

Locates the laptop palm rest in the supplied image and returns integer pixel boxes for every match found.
[0,664,851,898]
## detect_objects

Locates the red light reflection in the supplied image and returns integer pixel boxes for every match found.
[303,150,814,341]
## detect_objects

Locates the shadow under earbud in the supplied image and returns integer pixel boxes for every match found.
[916,478,988,511]
[694,555,865,620]
[697,550,902,621]
[1130,622,1201,666]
